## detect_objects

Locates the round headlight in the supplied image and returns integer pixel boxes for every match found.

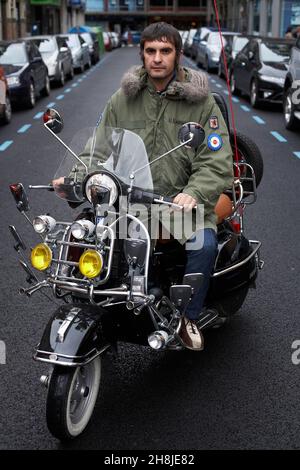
[33,215,56,234]
[79,250,103,278]
[71,220,95,240]
[84,173,118,206]
[31,243,52,271]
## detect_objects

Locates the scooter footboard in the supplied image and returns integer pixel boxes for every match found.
[34,304,111,367]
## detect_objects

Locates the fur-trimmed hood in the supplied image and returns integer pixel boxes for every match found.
[121,65,209,103]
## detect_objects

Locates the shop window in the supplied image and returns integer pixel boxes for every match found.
[253,0,261,34]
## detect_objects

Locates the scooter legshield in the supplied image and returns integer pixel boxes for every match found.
[34,304,111,367]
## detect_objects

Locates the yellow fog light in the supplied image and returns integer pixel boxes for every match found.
[79,250,103,279]
[31,243,52,271]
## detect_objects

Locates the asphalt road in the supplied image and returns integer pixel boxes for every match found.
[0,46,299,450]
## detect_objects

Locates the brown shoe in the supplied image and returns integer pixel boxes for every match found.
[178,317,204,351]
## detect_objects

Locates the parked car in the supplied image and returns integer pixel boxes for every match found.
[283,35,300,130]
[58,33,91,73]
[196,31,240,72]
[231,37,294,108]
[0,40,50,109]
[0,65,12,124]
[218,35,251,79]
[26,35,74,87]
[190,26,219,61]
[80,32,100,64]
[183,29,197,56]
[103,32,113,51]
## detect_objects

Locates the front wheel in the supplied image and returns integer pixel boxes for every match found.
[46,356,101,440]
[250,79,260,108]
[283,87,300,130]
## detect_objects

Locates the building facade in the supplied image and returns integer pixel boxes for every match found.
[85,0,209,32]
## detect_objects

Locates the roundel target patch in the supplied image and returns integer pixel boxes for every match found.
[207,133,223,151]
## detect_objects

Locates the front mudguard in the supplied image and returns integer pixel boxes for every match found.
[34,304,111,367]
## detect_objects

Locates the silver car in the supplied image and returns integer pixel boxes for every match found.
[27,35,74,86]
[58,33,91,73]
[196,31,240,72]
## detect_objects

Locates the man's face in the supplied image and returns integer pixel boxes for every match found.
[142,39,177,88]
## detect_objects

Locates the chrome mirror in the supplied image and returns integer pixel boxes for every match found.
[178,122,205,149]
[43,108,64,134]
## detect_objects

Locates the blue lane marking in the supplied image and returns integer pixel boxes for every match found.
[56,95,64,100]
[46,102,55,108]
[241,105,250,112]
[211,79,216,83]
[232,96,239,103]
[33,111,44,119]
[64,88,71,93]
[82,74,87,78]
[215,83,222,88]
[78,79,83,82]
[17,124,31,134]
[293,152,300,159]
[72,83,78,87]
[0,140,13,151]
[252,115,266,124]
[270,131,287,142]
[223,90,229,95]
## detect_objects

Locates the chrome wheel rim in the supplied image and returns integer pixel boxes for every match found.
[251,81,257,106]
[5,96,11,121]
[284,93,292,123]
[230,74,235,93]
[30,83,35,106]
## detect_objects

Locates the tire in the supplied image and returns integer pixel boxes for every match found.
[283,87,300,131]
[204,56,211,73]
[212,286,249,317]
[250,79,260,108]
[86,57,92,69]
[68,65,74,80]
[218,62,223,78]
[230,72,240,96]
[230,130,264,190]
[46,356,101,440]
[0,94,12,125]
[57,67,65,87]
[42,75,50,97]
[25,81,35,109]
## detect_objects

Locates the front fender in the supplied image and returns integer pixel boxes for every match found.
[34,304,110,367]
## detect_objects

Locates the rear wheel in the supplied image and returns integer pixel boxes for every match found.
[230,72,240,96]
[218,62,223,78]
[283,87,300,130]
[250,79,260,108]
[25,81,36,108]
[230,130,264,190]
[0,94,12,124]
[46,356,101,440]
[57,67,65,87]
[42,75,50,96]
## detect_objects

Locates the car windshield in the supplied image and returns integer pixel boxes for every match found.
[65,35,79,49]
[0,43,27,64]
[233,37,249,52]
[81,33,92,44]
[260,42,292,62]
[34,38,56,53]
[208,33,227,47]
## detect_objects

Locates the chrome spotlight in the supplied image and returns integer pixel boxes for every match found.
[148,330,169,350]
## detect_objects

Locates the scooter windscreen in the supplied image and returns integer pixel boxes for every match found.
[53,126,153,203]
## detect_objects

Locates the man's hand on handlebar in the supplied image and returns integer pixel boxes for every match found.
[52,176,65,188]
[172,193,197,212]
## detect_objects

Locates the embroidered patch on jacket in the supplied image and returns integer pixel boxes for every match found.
[207,133,223,151]
[209,116,219,129]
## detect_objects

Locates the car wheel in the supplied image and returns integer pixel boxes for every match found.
[230,72,240,96]
[58,67,65,87]
[86,57,92,69]
[250,79,260,108]
[218,62,223,78]
[42,75,51,96]
[25,81,36,108]
[204,56,211,73]
[283,87,300,131]
[0,94,12,125]
[68,65,74,80]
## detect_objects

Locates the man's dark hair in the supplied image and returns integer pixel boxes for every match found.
[140,22,182,65]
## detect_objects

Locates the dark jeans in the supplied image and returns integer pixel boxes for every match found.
[184,228,218,321]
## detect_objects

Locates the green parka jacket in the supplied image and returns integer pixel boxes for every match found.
[98,65,233,234]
